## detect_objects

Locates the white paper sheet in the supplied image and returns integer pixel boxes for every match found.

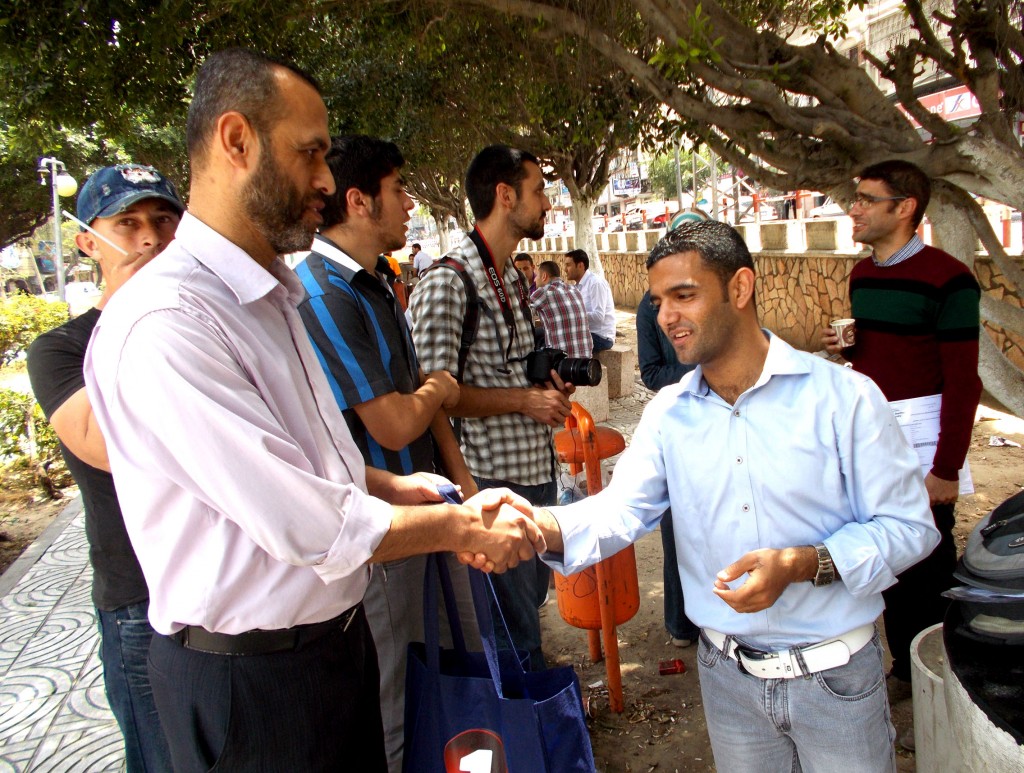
[889,393,974,495]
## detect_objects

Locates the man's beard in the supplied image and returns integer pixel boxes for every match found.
[242,150,321,255]
[510,201,545,241]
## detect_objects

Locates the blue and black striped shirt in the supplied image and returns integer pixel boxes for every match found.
[296,235,433,476]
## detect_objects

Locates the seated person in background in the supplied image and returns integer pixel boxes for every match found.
[563,248,616,352]
[530,260,592,358]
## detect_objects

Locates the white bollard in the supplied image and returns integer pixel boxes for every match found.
[910,623,962,772]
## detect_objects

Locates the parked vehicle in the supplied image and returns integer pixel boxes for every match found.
[810,197,846,217]
[64,281,103,316]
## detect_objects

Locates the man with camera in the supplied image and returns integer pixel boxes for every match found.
[410,145,574,669]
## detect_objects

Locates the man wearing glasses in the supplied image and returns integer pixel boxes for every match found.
[822,160,982,728]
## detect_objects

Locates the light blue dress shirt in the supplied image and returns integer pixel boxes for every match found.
[544,333,938,649]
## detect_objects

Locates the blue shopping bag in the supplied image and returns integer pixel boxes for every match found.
[403,496,595,772]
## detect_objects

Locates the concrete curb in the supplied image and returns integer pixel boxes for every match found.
[0,494,83,598]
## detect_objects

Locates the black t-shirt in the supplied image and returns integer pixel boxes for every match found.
[27,308,148,611]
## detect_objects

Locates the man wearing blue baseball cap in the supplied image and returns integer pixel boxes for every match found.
[28,163,184,772]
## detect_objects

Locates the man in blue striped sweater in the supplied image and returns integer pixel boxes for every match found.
[295,135,478,773]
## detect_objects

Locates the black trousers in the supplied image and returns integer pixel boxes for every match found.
[148,607,386,772]
[881,503,957,681]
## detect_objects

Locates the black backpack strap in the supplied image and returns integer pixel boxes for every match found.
[420,256,480,383]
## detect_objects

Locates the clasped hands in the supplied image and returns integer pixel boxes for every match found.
[390,473,548,574]
[457,488,548,574]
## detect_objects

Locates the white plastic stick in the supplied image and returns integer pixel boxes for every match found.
[60,209,129,256]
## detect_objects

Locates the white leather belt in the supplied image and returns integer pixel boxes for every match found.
[702,623,874,679]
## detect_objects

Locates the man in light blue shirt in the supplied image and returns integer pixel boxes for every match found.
[526,221,938,772]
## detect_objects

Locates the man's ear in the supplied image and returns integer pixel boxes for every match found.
[345,187,373,219]
[495,181,516,212]
[731,267,756,309]
[74,232,97,259]
[215,111,259,171]
[899,196,920,225]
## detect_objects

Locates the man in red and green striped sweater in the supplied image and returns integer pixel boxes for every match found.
[822,159,982,693]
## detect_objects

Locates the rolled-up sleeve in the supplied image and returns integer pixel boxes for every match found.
[825,379,939,597]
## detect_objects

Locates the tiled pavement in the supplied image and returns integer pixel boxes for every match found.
[0,372,655,771]
[0,497,126,772]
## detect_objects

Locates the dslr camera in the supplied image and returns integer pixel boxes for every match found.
[525,347,602,387]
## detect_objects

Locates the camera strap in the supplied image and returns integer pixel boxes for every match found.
[469,228,532,364]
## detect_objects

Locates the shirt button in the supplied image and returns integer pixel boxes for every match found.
[736,457,743,464]
[734,409,741,417]
[742,504,750,512]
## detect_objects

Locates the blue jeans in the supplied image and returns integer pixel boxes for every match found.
[473,476,555,671]
[97,601,173,772]
[591,333,614,352]
[696,629,895,772]
[659,510,698,641]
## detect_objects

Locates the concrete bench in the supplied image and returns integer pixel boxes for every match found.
[571,372,610,423]
[596,344,636,399]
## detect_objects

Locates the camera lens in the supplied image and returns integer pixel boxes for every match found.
[559,357,602,387]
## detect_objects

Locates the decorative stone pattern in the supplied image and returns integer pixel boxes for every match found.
[526,248,1023,370]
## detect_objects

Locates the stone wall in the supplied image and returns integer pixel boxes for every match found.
[525,247,1024,370]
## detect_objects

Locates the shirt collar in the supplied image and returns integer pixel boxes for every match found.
[309,234,366,280]
[681,330,810,399]
[872,234,925,267]
[175,213,304,306]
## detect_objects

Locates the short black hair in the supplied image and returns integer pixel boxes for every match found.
[186,48,320,170]
[513,253,534,265]
[565,249,589,270]
[412,242,421,250]
[465,145,541,220]
[647,220,754,293]
[858,160,931,228]
[320,135,405,228]
[538,260,560,278]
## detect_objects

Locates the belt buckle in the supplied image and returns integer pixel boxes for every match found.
[736,645,773,662]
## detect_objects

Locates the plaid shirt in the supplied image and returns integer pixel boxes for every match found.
[409,232,555,485]
[530,278,593,358]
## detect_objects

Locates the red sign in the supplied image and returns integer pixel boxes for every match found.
[898,85,981,128]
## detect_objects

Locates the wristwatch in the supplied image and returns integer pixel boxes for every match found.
[811,543,835,587]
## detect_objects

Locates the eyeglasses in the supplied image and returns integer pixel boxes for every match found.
[851,193,908,208]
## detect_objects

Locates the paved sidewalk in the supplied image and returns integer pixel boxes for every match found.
[0,497,126,772]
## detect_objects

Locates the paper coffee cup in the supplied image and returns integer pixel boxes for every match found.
[831,318,856,348]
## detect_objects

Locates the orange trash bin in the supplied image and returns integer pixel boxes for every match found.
[552,402,639,713]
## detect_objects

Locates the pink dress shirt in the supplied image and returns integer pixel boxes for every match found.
[84,214,394,635]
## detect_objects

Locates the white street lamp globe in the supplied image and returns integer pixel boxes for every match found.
[55,173,78,198]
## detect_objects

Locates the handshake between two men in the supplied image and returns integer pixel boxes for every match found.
[367,471,559,574]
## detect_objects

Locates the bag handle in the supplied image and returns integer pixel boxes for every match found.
[425,485,531,699]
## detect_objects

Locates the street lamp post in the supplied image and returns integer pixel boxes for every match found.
[36,157,77,301]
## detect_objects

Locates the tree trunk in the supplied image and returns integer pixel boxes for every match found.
[570,193,601,275]
[929,194,1024,417]
[433,214,452,255]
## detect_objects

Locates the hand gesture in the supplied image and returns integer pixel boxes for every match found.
[546,368,576,398]
[924,472,959,506]
[712,547,814,613]
[425,369,461,411]
[389,472,457,505]
[820,327,843,356]
[98,248,159,306]
[457,488,544,573]
[520,386,571,427]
